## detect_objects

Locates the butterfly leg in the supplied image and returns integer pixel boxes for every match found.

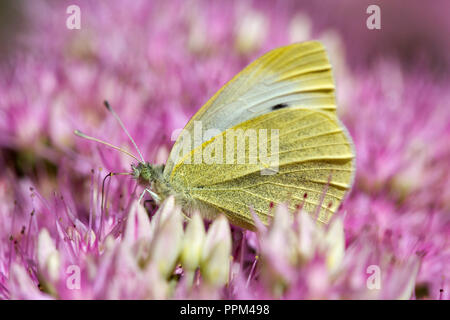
[138,188,191,222]
[138,188,160,204]
[181,211,191,222]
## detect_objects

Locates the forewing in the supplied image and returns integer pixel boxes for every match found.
[165,41,336,176]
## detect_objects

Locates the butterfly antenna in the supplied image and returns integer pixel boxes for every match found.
[74,130,141,162]
[101,171,131,213]
[104,100,145,163]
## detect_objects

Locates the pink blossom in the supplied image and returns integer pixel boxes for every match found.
[0,0,448,300]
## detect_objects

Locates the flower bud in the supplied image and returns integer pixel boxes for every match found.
[9,263,49,299]
[180,213,205,272]
[295,210,319,262]
[154,195,176,226]
[200,215,231,287]
[264,205,297,266]
[259,205,296,294]
[37,228,60,283]
[324,217,345,274]
[149,197,184,278]
[123,200,152,244]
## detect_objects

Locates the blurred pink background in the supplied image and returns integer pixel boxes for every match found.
[0,0,448,300]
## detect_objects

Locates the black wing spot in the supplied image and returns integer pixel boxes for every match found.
[271,103,288,110]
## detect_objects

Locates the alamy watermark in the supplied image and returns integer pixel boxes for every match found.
[66,5,81,30]
[366,265,381,290]
[170,121,280,175]
[366,5,381,30]
[66,265,81,290]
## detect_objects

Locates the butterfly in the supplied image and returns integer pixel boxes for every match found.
[75,41,355,230]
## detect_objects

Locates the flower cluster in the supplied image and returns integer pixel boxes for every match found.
[0,0,448,300]
[12,196,230,299]
[4,189,421,299]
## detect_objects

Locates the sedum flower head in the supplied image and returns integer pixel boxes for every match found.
[0,0,448,301]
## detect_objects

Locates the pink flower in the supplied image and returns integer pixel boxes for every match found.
[0,0,448,300]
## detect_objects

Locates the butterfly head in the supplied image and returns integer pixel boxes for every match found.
[132,162,152,183]
[131,162,165,185]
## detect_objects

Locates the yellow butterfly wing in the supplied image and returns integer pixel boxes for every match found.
[164,41,336,176]
[168,107,354,229]
[163,40,355,229]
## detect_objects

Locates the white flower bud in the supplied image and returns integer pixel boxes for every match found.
[324,218,345,274]
[37,228,60,283]
[180,213,205,272]
[149,197,184,278]
[296,211,320,262]
[123,200,152,244]
[200,215,232,287]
